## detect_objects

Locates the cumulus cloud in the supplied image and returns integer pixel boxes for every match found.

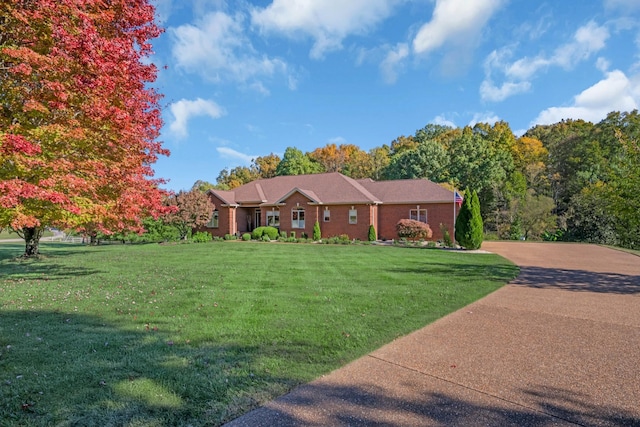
[170,11,290,88]
[412,0,505,54]
[216,147,255,164]
[250,0,400,59]
[380,43,410,84]
[432,115,457,128]
[533,70,639,125]
[604,0,640,12]
[481,21,610,102]
[469,112,501,127]
[169,98,226,138]
[507,21,609,80]
[480,80,531,102]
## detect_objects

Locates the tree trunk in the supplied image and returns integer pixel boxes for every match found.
[23,226,43,258]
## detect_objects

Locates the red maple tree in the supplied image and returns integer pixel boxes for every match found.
[164,190,215,240]
[0,0,171,256]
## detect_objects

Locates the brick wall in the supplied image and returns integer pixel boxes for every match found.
[202,193,237,238]
[317,204,374,241]
[377,203,456,241]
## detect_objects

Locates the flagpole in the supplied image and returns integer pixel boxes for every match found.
[453,189,456,246]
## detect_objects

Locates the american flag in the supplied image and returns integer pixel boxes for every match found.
[454,191,463,207]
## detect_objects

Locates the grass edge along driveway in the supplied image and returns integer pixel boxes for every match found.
[0,241,517,426]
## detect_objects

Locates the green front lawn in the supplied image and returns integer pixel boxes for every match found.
[0,241,517,426]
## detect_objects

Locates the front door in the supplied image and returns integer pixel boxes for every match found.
[255,209,261,230]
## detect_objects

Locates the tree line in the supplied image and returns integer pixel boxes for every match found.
[196,111,639,250]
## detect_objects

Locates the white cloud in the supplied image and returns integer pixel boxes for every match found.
[433,115,456,128]
[469,112,500,127]
[507,21,609,80]
[170,11,290,87]
[604,0,640,12]
[412,0,505,54]
[216,147,255,164]
[328,136,347,145]
[480,80,531,102]
[169,98,226,138]
[250,0,400,59]
[533,70,639,125]
[380,43,409,84]
[154,0,173,24]
[481,21,610,102]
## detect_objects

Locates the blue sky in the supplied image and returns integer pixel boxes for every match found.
[150,0,640,191]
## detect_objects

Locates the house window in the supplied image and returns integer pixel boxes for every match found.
[292,208,305,229]
[208,210,219,228]
[409,209,427,223]
[349,209,357,224]
[266,210,280,227]
[324,209,330,222]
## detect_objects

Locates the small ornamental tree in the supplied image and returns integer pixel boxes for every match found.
[164,190,215,240]
[396,219,433,241]
[313,220,321,241]
[368,225,377,241]
[0,0,169,256]
[455,189,484,249]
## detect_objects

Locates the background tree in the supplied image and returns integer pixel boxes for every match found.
[216,166,257,189]
[253,153,281,179]
[389,135,418,156]
[516,189,557,240]
[383,139,449,181]
[191,180,217,192]
[0,0,169,256]
[275,147,323,176]
[164,190,214,240]
[366,146,391,180]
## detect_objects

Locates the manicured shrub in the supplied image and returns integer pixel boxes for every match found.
[264,226,279,240]
[242,233,251,241]
[313,221,321,241]
[252,226,266,240]
[280,230,287,239]
[191,231,212,243]
[396,219,433,241]
[440,223,453,247]
[368,225,376,241]
[455,189,483,250]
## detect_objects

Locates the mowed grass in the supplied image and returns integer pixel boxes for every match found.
[0,241,518,426]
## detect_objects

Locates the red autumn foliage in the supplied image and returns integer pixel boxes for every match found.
[0,0,170,255]
[164,190,215,239]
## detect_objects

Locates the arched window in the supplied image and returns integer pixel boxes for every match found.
[207,210,219,228]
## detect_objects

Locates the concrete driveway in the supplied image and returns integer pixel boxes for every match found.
[226,242,640,426]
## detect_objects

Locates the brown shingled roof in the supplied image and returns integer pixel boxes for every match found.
[211,173,454,206]
[230,173,381,205]
[357,178,455,204]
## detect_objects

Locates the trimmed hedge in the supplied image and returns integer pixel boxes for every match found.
[252,226,279,240]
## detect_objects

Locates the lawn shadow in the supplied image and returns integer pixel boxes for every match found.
[511,266,640,294]
[383,261,519,283]
[224,380,640,426]
[0,243,104,279]
[0,310,302,426]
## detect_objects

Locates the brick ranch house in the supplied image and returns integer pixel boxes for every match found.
[203,172,460,241]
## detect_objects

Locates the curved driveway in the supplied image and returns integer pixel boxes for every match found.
[227,242,640,426]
